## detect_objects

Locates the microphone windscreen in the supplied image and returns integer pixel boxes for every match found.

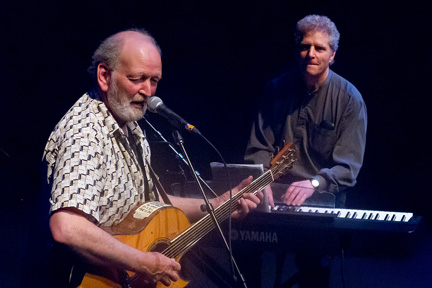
[148,96,163,113]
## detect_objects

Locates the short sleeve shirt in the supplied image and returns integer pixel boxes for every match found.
[43,92,157,228]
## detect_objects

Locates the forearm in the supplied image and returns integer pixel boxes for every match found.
[318,99,367,192]
[324,119,367,192]
[168,176,257,222]
[50,209,154,273]
[167,195,211,223]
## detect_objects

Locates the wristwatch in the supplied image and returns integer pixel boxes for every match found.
[310,178,320,190]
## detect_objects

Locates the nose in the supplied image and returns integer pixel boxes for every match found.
[138,79,152,96]
[307,47,316,58]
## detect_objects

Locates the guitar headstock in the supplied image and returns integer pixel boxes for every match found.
[269,143,296,181]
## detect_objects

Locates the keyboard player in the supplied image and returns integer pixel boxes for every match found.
[242,15,367,288]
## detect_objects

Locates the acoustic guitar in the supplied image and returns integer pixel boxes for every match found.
[76,143,296,288]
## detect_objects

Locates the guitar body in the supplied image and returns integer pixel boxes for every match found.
[78,205,190,288]
[75,143,296,288]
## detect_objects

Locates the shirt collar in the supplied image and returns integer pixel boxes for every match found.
[306,69,334,96]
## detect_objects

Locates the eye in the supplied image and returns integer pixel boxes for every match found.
[300,44,310,51]
[150,77,160,86]
[128,77,142,83]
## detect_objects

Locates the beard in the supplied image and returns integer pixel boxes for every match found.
[107,78,147,124]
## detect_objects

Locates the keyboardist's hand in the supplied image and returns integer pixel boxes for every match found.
[264,185,275,207]
[281,180,315,206]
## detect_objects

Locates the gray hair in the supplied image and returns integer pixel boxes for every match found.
[87,28,161,80]
[294,15,340,52]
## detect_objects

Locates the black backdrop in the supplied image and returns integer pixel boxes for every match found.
[1,1,432,287]
[1,1,431,219]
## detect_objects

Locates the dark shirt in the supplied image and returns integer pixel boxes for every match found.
[245,69,367,195]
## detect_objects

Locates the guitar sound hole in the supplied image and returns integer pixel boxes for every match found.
[149,240,190,282]
[149,240,170,253]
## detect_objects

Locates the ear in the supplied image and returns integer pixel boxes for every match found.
[97,63,111,92]
[330,51,336,63]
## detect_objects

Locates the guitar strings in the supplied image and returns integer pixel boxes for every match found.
[128,149,294,284]
[162,172,271,258]
[162,158,293,259]
[162,154,295,258]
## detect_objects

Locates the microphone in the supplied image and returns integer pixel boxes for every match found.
[147,96,201,136]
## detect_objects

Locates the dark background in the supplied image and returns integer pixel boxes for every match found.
[1,0,431,287]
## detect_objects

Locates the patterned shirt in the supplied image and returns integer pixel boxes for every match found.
[44,92,157,228]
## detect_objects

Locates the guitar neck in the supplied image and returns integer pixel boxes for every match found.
[161,143,295,260]
[162,169,275,259]
[214,170,274,218]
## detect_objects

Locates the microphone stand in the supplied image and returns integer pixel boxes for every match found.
[171,130,248,288]
[143,117,217,197]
